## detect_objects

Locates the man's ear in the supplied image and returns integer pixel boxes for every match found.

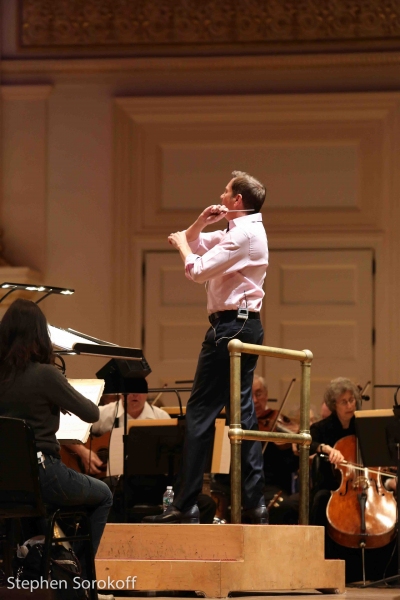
[235,194,244,208]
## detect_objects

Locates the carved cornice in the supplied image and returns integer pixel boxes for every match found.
[19,0,400,55]
[1,84,53,100]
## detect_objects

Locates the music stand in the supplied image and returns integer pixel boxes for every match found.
[124,420,214,518]
[96,359,151,521]
[355,408,400,587]
[125,421,186,480]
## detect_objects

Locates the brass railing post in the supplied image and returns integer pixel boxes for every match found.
[228,339,313,526]
[298,352,312,525]
[229,342,243,524]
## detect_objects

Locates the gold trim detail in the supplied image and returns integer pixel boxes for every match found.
[19,0,400,52]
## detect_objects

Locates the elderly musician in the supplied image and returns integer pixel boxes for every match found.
[309,376,358,526]
[253,374,299,524]
[64,379,169,476]
[309,377,397,582]
[211,374,300,524]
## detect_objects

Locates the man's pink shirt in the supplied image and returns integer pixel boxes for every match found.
[185,213,268,315]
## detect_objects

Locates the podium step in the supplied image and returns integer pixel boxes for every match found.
[96,524,345,597]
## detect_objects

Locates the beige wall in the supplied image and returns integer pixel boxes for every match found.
[1,10,400,401]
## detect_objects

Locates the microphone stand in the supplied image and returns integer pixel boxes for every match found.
[122,394,129,523]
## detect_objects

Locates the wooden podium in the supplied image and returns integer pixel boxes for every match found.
[96,523,345,597]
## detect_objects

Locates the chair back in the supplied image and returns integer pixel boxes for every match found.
[0,416,46,518]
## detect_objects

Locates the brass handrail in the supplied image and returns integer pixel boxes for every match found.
[228,339,313,525]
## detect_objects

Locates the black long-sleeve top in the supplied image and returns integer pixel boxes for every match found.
[310,412,356,492]
[0,362,100,457]
[310,412,356,455]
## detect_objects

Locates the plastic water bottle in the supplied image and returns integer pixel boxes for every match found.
[162,486,174,512]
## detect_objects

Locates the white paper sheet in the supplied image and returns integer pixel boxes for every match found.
[48,325,99,351]
[57,379,105,444]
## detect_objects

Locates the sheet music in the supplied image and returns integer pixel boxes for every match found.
[57,379,105,444]
[48,325,99,351]
[108,426,124,475]
[211,419,231,474]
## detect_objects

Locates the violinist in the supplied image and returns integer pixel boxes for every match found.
[253,374,299,524]
[211,375,299,523]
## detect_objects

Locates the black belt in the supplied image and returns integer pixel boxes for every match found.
[208,310,260,324]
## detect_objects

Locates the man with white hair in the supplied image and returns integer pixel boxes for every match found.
[252,374,300,524]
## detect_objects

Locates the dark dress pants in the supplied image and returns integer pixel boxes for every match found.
[173,314,265,511]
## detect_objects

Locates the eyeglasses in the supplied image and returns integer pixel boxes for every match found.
[335,397,356,407]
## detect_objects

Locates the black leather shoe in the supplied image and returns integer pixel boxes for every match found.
[242,504,268,524]
[142,504,200,524]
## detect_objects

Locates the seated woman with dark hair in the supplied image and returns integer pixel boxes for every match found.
[0,298,113,596]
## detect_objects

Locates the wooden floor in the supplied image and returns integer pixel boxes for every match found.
[110,589,400,599]
[1,586,399,599]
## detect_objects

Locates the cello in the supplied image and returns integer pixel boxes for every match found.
[326,434,397,550]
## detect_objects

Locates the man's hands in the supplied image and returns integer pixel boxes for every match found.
[168,231,188,250]
[168,230,192,263]
[168,204,228,262]
[199,204,228,225]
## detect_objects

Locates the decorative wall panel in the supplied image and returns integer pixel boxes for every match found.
[162,144,358,211]
[114,94,386,235]
[281,321,357,359]
[19,0,400,55]
[281,265,357,305]
[1,84,52,272]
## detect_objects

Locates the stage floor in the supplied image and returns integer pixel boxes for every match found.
[111,590,400,599]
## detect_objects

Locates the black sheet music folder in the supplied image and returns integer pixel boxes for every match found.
[48,324,145,362]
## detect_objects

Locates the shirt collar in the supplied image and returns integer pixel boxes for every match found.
[231,212,263,227]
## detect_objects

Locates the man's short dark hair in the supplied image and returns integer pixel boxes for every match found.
[231,170,266,213]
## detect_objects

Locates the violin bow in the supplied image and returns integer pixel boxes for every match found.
[262,377,296,454]
[150,384,168,407]
[318,452,396,479]
[360,380,371,397]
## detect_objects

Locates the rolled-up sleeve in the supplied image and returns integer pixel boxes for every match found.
[185,231,249,284]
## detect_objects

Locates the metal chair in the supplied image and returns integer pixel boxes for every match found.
[0,416,98,599]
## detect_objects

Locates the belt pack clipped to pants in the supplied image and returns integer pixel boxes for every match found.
[37,451,46,469]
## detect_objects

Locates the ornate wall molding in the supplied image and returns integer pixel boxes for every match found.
[19,0,400,55]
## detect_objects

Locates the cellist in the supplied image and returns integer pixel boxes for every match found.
[309,377,397,583]
[309,377,358,526]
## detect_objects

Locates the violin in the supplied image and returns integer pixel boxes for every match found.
[325,434,397,549]
[257,377,299,452]
[258,410,298,435]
